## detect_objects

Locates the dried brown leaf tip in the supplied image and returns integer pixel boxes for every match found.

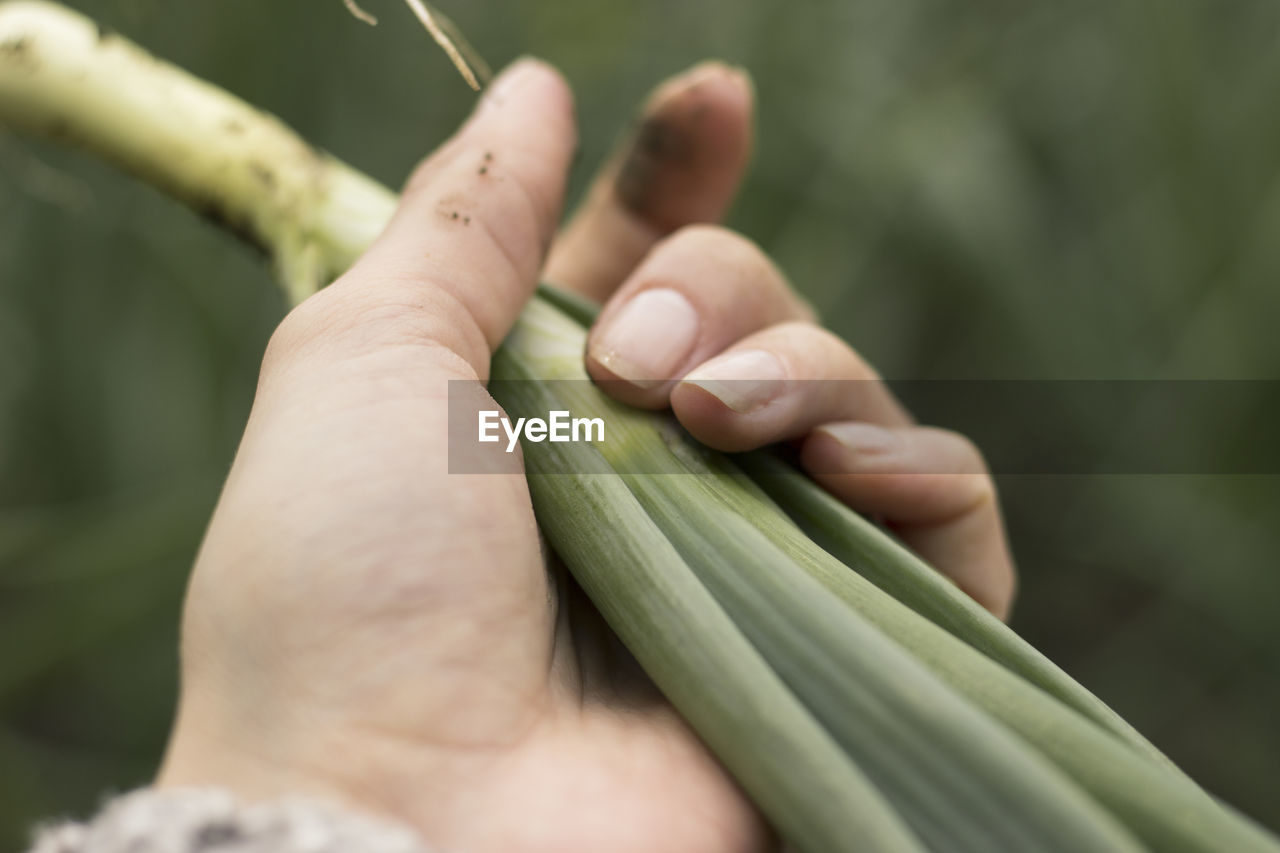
[340,1,491,92]
[404,0,490,91]
[342,0,378,26]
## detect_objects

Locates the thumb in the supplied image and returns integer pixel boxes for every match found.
[270,58,576,381]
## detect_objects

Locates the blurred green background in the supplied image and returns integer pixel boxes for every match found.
[2,0,1278,846]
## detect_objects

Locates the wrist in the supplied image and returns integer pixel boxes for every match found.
[155,701,371,819]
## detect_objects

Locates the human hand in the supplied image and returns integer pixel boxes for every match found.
[157,57,1014,853]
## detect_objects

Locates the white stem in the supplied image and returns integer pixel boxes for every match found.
[0,0,398,303]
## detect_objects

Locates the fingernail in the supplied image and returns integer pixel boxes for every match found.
[680,349,788,413]
[814,423,898,458]
[590,289,700,388]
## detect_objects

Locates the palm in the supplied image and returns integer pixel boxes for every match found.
[171,353,765,850]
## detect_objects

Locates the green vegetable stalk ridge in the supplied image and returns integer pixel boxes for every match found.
[499,297,1277,853]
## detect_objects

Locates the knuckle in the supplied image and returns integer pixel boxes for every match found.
[806,324,880,381]
[662,225,807,317]
[930,427,993,478]
[261,290,334,371]
[792,295,821,324]
[261,276,486,378]
[669,224,769,272]
[769,320,843,361]
[796,321,846,348]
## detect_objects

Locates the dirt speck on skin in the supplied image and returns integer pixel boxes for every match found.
[464,216,471,225]
[1,36,31,62]
[1,36,43,75]
[437,194,471,224]
[614,115,694,216]
[249,162,276,190]
[95,23,115,43]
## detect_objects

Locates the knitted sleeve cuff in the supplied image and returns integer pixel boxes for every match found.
[25,787,438,853]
